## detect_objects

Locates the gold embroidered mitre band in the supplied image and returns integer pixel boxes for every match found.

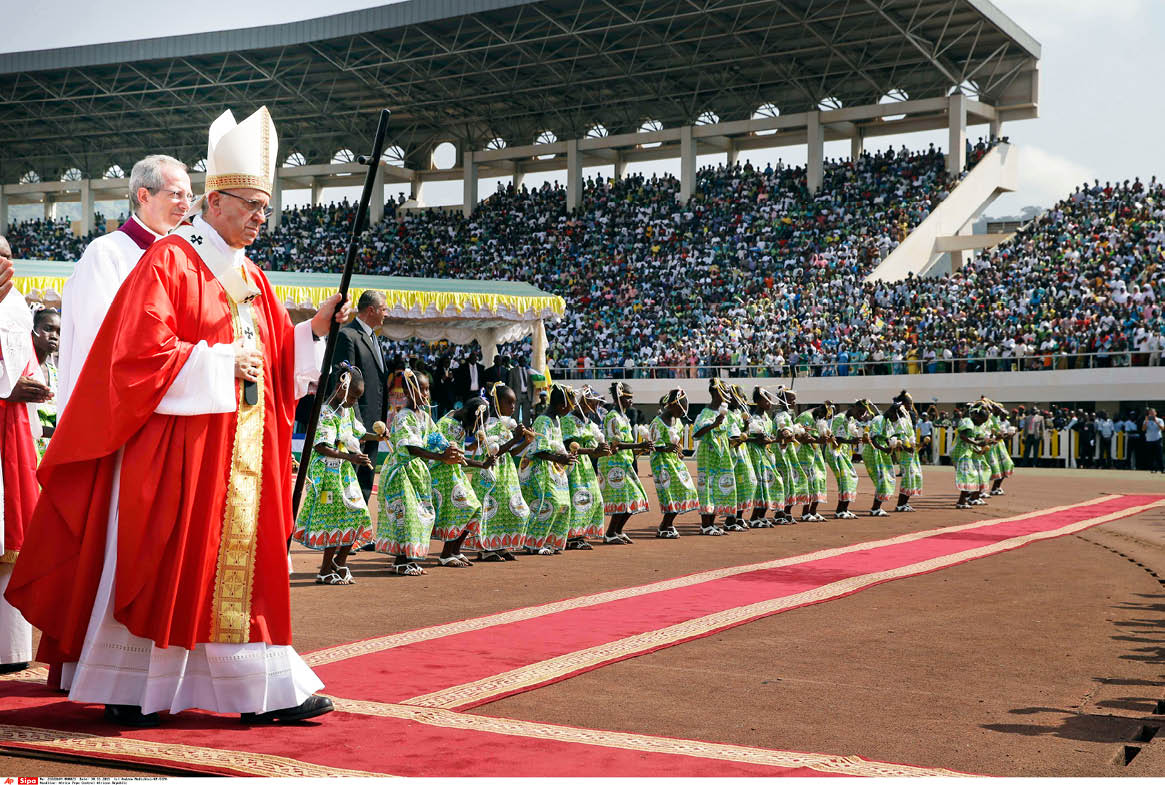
[204,106,277,196]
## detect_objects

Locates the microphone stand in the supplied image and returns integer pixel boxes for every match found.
[291,108,391,517]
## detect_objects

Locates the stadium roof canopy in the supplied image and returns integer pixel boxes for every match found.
[0,0,1039,182]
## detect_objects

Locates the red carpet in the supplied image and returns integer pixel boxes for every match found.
[307,494,1163,710]
[0,677,966,776]
[0,495,1158,776]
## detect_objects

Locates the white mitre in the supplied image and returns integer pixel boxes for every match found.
[205,106,278,195]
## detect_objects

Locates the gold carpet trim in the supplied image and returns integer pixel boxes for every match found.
[304,495,1113,666]
[401,498,1163,710]
[328,697,970,777]
[0,723,385,777]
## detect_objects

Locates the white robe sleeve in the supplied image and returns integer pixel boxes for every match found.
[0,289,34,400]
[154,340,237,415]
[293,319,324,400]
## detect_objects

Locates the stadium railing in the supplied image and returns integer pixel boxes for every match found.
[551,351,1158,380]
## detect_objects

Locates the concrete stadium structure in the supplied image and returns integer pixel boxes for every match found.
[2,0,1039,272]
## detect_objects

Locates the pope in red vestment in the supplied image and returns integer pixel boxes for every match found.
[6,106,345,724]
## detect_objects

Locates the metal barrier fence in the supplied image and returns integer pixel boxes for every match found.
[553,351,1162,380]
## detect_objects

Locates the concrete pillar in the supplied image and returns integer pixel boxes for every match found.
[806,111,824,195]
[948,93,967,178]
[44,196,54,220]
[370,163,385,224]
[565,138,581,212]
[614,150,628,180]
[410,174,426,207]
[850,130,864,162]
[513,164,526,190]
[678,125,696,203]
[0,187,7,235]
[310,176,324,206]
[266,174,282,233]
[989,117,1003,141]
[462,151,478,218]
[726,140,739,168]
[80,179,94,236]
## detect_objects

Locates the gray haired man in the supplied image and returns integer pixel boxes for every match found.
[57,155,192,412]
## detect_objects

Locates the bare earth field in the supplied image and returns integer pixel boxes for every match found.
[4,463,1164,777]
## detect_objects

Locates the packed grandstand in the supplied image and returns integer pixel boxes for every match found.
[8,138,1163,379]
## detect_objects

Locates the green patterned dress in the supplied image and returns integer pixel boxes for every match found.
[725,410,758,512]
[828,413,860,502]
[952,417,986,492]
[519,414,572,550]
[772,410,802,507]
[35,361,57,460]
[561,413,606,538]
[430,413,484,542]
[597,410,650,516]
[744,411,782,512]
[648,415,698,514]
[293,404,373,550]
[861,415,897,502]
[467,417,531,551]
[794,411,827,503]
[895,415,924,497]
[375,408,438,560]
[693,406,737,515]
[987,414,1015,479]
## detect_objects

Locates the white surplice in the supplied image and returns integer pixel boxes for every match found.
[56,218,161,415]
[61,216,325,714]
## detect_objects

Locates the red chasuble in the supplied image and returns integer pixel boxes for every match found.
[6,235,300,666]
[0,359,39,563]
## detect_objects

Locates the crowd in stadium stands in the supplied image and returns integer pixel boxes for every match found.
[6,216,102,262]
[8,137,1164,385]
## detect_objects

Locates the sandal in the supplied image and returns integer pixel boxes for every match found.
[390,563,425,576]
[315,571,350,585]
[524,546,555,555]
[868,508,889,517]
[478,550,505,562]
[336,565,354,583]
[602,535,627,545]
[617,532,634,544]
[752,519,774,529]
[656,527,680,539]
[699,525,725,536]
[500,550,517,561]
[438,555,472,568]
[565,539,594,551]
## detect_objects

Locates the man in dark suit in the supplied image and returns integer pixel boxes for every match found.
[485,354,510,390]
[508,357,534,423]
[454,347,487,401]
[334,290,389,501]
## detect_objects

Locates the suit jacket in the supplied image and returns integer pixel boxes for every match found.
[334,321,389,431]
[508,365,534,401]
[453,361,486,400]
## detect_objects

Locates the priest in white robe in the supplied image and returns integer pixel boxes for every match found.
[56,155,192,413]
[7,108,349,727]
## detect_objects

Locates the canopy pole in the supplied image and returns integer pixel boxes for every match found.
[533,318,549,381]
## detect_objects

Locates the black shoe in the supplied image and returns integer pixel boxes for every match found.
[105,704,162,728]
[240,694,334,724]
[0,662,28,674]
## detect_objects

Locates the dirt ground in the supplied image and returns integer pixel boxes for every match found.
[4,463,1165,776]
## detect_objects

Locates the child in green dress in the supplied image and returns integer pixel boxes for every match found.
[520,384,578,554]
[829,399,875,520]
[862,403,902,517]
[562,386,611,549]
[744,387,782,528]
[649,389,699,538]
[954,404,992,509]
[770,388,800,524]
[692,378,736,535]
[794,402,833,522]
[891,391,923,513]
[467,383,535,561]
[598,382,652,544]
[374,369,465,575]
[724,385,758,531]
[431,397,497,567]
[293,363,375,585]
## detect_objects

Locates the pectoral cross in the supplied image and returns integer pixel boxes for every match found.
[189,234,203,245]
[243,325,255,341]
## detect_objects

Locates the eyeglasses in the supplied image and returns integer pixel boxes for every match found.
[155,187,195,204]
[218,190,273,219]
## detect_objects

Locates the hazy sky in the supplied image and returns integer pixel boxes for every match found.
[3,0,1161,217]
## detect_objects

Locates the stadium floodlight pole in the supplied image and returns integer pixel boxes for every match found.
[292,108,391,516]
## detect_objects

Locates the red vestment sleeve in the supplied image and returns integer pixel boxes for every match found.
[1,373,39,559]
